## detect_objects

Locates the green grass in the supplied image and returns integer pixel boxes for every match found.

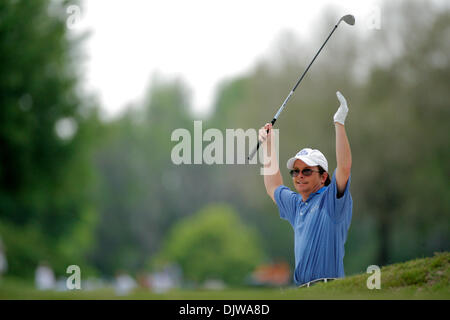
[1,252,449,300]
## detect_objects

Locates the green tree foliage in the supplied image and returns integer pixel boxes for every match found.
[351,2,450,265]
[88,76,199,276]
[0,0,101,277]
[153,204,265,286]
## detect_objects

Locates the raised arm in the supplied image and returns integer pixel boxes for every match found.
[333,91,352,197]
[259,123,283,203]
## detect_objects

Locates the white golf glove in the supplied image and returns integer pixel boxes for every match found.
[333,91,349,125]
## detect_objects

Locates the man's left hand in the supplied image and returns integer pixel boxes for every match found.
[333,91,349,125]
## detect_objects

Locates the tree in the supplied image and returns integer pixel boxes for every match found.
[88,76,197,275]
[152,204,266,286]
[351,1,450,265]
[0,0,101,277]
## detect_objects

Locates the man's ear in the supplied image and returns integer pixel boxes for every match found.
[322,172,328,184]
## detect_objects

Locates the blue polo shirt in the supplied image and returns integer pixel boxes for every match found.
[274,170,352,286]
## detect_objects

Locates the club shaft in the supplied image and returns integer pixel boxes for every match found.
[292,23,339,93]
[248,22,341,161]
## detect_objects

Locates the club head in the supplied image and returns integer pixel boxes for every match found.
[339,14,355,26]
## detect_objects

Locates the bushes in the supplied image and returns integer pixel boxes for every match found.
[152,204,266,286]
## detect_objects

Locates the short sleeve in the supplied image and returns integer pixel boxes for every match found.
[323,170,353,224]
[274,185,299,227]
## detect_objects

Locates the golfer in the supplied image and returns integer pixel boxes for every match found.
[259,91,352,287]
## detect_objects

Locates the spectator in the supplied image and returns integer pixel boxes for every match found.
[0,236,7,280]
[35,261,55,290]
[114,271,137,296]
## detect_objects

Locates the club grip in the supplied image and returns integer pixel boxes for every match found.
[248,118,276,161]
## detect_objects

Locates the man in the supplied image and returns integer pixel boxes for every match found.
[259,91,352,287]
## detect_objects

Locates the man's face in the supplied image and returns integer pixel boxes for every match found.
[292,160,326,195]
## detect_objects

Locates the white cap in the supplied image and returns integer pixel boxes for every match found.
[286,148,328,172]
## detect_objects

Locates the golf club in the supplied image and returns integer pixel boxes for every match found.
[248,14,355,160]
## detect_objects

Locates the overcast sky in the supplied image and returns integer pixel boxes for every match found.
[73,0,384,120]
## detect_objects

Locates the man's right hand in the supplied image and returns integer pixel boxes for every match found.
[259,123,273,146]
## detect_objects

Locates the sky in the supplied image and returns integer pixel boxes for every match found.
[73,0,385,120]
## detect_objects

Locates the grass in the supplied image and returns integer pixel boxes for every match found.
[0,252,449,300]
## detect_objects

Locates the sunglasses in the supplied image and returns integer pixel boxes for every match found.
[289,168,320,177]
